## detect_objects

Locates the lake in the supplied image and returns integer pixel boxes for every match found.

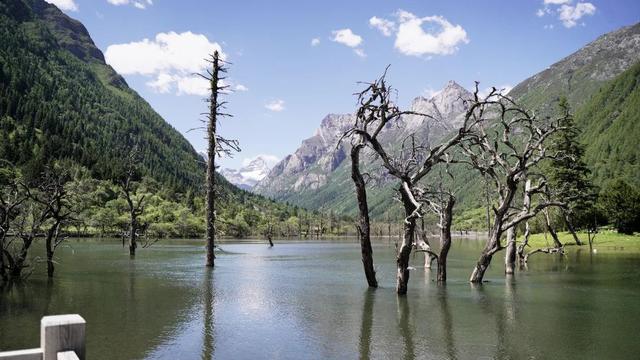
[1,237,639,359]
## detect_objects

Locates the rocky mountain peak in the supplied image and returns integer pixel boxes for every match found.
[221,156,275,191]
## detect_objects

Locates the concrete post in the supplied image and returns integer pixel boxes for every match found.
[40,315,85,360]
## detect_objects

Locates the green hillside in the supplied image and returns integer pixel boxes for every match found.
[0,0,204,189]
[576,61,640,187]
[0,0,342,238]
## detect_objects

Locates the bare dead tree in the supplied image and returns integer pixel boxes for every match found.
[6,199,48,280]
[31,167,74,277]
[458,86,568,283]
[0,163,28,282]
[347,133,377,287]
[264,212,275,247]
[118,147,146,257]
[418,183,456,283]
[516,180,572,267]
[199,51,240,267]
[342,68,481,294]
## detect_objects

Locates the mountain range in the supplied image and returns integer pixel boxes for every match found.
[221,156,273,190]
[2,0,638,224]
[254,22,640,218]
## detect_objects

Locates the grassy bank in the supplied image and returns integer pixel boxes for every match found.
[523,230,640,252]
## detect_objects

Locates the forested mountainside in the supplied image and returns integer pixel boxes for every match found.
[575,61,640,188]
[0,0,203,189]
[256,22,640,222]
[0,0,338,238]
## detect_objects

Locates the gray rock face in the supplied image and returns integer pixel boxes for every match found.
[254,82,472,199]
[254,113,354,196]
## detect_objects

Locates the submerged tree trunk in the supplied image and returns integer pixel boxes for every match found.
[504,227,516,275]
[129,215,137,257]
[267,234,274,247]
[7,238,33,279]
[563,210,582,246]
[470,218,504,283]
[437,197,455,283]
[543,209,562,248]
[351,141,377,288]
[45,222,62,278]
[0,241,5,283]
[205,51,222,268]
[517,221,531,266]
[397,184,418,295]
[397,219,415,295]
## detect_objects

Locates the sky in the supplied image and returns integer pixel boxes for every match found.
[45,0,640,170]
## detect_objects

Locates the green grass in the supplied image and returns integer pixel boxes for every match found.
[522,230,640,252]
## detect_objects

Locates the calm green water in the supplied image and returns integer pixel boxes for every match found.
[1,238,639,359]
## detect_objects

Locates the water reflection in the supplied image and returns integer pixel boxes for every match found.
[436,285,457,360]
[397,296,415,360]
[201,269,215,360]
[2,240,640,359]
[358,289,375,360]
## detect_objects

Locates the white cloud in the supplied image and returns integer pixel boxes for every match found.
[394,10,469,56]
[353,48,367,58]
[311,38,320,46]
[331,28,363,48]
[537,1,596,28]
[107,0,153,9]
[544,24,555,30]
[558,2,596,28]
[234,84,249,92]
[105,31,224,96]
[242,154,280,168]
[176,76,209,96]
[369,16,395,36]
[146,72,173,93]
[45,0,78,12]
[265,100,285,112]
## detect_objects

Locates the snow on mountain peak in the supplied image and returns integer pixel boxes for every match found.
[221,155,279,191]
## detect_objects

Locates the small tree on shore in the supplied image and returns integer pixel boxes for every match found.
[547,98,596,243]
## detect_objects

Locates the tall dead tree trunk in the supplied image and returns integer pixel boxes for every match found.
[351,139,377,288]
[45,222,60,277]
[436,196,455,283]
[397,183,420,295]
[205,51,221,268]
[504,227,516,275]
[202,51,239,267]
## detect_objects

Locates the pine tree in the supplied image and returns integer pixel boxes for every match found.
[548,98,596,243]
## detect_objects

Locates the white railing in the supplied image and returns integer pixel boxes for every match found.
[0,314,85,360]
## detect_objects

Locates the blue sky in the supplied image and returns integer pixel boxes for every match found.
[46,0,640,169]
